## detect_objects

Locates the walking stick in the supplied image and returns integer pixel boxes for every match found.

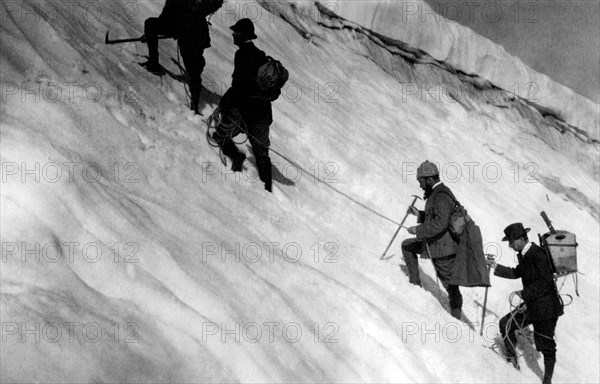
[380,195,421,260]
[480,262,492,336]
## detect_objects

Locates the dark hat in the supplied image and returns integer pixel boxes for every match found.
[501,223,531,242]
[230,18,257,39]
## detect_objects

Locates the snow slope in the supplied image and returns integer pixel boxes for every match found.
[1,0,598,383]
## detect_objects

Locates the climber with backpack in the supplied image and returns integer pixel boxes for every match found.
[141,0,223,114]
[487,222,564,383]
[403,161,464,319]
[211,18,288,193]
[402,161,490,319]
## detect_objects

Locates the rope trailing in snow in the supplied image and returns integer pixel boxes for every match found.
[205,107,401,226]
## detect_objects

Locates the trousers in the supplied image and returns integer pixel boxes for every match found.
[402,237,463,310]
[144,17,206,113]
[213,109,272,190]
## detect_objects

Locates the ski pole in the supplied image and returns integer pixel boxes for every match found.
[480,262,492,336]
[380,195,421,260]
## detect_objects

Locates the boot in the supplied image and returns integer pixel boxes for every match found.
[264,178,272,193]
[189,81,201,115]
[190,104,201,115]
[231,153,246,172]
[140,60,163,75]
[450,307,462,320]
[255,155,272,192]
[502,338,520,370]
[542,356,555,384]
[402,253,421,286]
[506,357,520,370]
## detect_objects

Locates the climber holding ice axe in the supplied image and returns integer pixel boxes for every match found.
[106,0,222,114]
[394,161,465,319]
[384,161,489,320]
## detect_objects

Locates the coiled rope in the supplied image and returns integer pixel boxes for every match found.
[490,290,559,360]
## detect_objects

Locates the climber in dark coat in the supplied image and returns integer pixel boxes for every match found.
[213,18,273,192]
[142,0,216,114]
[487,222,563,383]
[403,161,463,319]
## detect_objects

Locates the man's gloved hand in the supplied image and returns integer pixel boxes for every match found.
[485,255,497,269]
[407,226,417,235]
[516,300,527,313]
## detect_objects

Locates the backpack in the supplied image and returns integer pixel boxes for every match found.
[448,203,471,238]
[538,211,579,302]
[439,191,472,239]
[541,230,578,276]
[256,56,289,101]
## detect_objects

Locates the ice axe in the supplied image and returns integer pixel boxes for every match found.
[380,195,421,260]
[104,30,170,45]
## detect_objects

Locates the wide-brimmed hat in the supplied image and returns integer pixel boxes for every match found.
[230,18,257,40]
[502,223,531,242]
[416,160,439,179]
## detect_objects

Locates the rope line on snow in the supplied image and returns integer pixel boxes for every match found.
[270,147,402,226]
[205,107,402,227]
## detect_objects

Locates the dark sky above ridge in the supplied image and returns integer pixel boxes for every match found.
[424,0,600,103]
